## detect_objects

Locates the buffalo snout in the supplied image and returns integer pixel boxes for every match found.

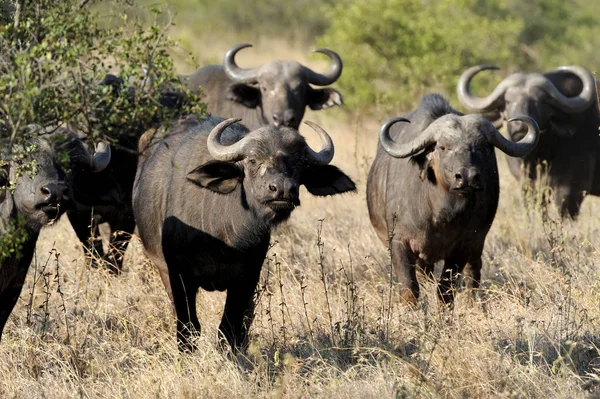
[273,110,297,127]
[37,182,67,206]
[266,177,299,204]
[453,167,482,191]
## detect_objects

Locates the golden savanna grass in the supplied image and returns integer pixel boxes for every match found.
[2,41,600,398]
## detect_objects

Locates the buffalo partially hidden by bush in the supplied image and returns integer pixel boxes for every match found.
[0,132,110,340]
[133,116,355,351]
[367,94,539,305]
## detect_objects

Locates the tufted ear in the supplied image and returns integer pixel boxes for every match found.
[302,164,356,196]
[187,161,243,194]
[307,87,343,110]
[227,84,261,108]
[410,149,435,182]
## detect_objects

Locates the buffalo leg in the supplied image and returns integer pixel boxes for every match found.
[462,257,482,290]
[558,191,584,219]
[67,210,104,265]
[390,240,419,305]
[416,259,435,280]
[0,263,30,341]
[169,271,200,352]
[438,254,467,305]
[218,275,260,353]
[105,214,135,274]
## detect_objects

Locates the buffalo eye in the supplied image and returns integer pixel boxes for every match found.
[438,145,446,152]
[248,158,257,165]
[261,86,267,93]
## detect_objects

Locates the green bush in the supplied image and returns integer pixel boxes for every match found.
[0,0,203,262]
[317,0,526,112]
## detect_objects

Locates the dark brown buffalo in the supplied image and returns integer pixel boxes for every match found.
[457,65,599,218]
[133,116,355,351]
[0,132,110,340]
[367,94,539,305]
[179,43,343,130]
[66,74,186,272]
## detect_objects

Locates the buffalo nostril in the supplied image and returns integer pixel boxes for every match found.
[454,173,463,182]
[41,186,51,196]
[268,184,278,192]
[472,174,481,185]
[284,116,296,127]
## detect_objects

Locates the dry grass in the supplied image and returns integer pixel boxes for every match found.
[2,43,600,399]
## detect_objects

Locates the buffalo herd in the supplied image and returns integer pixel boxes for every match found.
[1,43,599,352]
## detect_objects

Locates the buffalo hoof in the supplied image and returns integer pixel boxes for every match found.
[399,287,418,307]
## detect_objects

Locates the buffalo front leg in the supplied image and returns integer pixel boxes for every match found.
[438,254,467,305]
[67,209,104,266]
[169,270,200,352]
[0,260,32,340]
[390,240,419,306]
[218,275,260,353]
[462,257,482,290]
[105,214,136,274]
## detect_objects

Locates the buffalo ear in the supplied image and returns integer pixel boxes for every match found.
[302,164,356,196]
[187,161,243,194]
[307,87,343,110]
[227,84,261,108]
[549,120,578,137]
[411,151,434,181]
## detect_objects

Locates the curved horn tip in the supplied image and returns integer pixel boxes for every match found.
[303,120,320,128]
[508,116,539,129]
[380,117,411,130]
[230,43,252,50]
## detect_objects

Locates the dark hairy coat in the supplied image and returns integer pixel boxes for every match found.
[458,65,600,218]
[367,94,539,305]
[133,116,355,351]
[0,133,110,340]
[179,44,343,130]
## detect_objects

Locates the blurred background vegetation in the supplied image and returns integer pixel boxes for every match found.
[104,0,600,115]
[2,0,600,124]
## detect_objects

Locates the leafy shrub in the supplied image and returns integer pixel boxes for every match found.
[0,0,203,261]
[317,0,526,112]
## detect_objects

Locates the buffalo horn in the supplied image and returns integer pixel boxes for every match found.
[303,121,335,165]
[457,65,525,112]
[305,49,343,86]
[486,116,539,158]
[379,117,434,159]
[90,142,112,172]
[540,65,596,113]
[223,43,260,83]
[207,118,247,162]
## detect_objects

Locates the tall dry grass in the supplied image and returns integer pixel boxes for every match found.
[1,43,600,399]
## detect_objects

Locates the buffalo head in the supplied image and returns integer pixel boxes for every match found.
[2,130,111,230]
[222,44,343,129]
[187,118,355,224]
[379,114,539,193]
[457,65,597,140]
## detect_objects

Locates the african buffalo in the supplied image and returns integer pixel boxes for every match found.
[367,94,539,305]
[457,65,599,218]
[133,116,355,351]
[179,43,343,130]
[66,74,186,272]
[0,132,110,340]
